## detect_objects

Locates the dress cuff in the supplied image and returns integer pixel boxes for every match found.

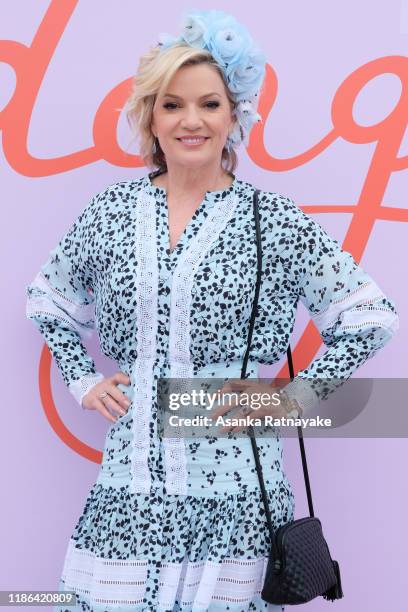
[282,377,320,416]
[68,371,106,407]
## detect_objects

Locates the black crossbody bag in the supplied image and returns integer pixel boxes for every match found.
[238,189,344,605]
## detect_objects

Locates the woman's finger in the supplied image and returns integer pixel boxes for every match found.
[99,392,128,417]
[219,407,254,434]
[210,388,247,420]
[111,371,131,386]
[217,378,258,393]
[104,381,132,410]
[94,398,118,423]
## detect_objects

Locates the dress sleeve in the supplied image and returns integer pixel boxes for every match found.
[279,201,399,415]
[25,191,106,407]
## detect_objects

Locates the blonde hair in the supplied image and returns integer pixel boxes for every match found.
[124,44,239,175]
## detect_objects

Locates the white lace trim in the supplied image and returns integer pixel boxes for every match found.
[336,306,399,336]
[282,377,320,415]
[130,189,159,494]
[68,372,106,406]
[311,279,385,333]
[36,270,95,319]
[26,272,95,342]
[165,193,240,495]
[61,538,273,609]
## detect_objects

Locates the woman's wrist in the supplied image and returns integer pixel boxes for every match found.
[279,389,304,418]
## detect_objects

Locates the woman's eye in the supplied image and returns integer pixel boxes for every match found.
[162,101,220,110]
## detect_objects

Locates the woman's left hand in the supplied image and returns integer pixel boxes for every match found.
[208,378,288,434]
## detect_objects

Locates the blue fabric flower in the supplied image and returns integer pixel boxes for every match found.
[202,12,251,66]
[180,10,207,47]
[225,47,266,97]
[157,32,180,49]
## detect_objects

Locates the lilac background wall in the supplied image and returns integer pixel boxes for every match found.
[1,1,407,610]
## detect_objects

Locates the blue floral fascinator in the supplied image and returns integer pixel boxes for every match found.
[157,9,267,149]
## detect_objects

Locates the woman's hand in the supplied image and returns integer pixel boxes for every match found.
[82,372,132,423]
[209,378,288,434]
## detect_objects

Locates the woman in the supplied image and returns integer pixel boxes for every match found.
[26,9,398,612]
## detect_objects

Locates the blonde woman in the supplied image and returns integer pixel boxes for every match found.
[26,9,398,612]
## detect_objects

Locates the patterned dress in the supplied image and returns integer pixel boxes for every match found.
[25,170,398,611]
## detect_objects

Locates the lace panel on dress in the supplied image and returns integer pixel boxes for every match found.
[129,189,159,494]
[165,192,241,494]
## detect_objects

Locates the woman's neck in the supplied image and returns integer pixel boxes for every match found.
[152,168,233,199]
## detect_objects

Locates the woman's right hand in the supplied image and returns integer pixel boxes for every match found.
[81,372,132,423]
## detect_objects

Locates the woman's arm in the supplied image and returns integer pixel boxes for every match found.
[279,200,399,414]
[25,191,106,407]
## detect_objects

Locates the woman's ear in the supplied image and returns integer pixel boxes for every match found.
[228,119,238,139]
[229,102,237,135]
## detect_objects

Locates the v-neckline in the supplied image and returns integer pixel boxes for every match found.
[144,170,238,259]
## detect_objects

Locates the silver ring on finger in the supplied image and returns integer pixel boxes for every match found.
[99,391,109,399]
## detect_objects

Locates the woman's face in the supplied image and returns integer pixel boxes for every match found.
[151,63,235,171]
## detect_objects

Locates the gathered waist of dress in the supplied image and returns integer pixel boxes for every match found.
[117,359,261,394]
[194,358,260,379]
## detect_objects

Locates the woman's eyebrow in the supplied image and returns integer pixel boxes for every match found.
[163,92,221,99]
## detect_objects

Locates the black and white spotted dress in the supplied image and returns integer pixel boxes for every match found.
[26,170,398,611]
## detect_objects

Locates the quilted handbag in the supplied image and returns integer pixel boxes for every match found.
[238,189,344,605]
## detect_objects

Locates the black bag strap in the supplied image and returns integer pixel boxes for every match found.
[240,188,315,554]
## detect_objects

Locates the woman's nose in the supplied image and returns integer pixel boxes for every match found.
[180,106,204,127]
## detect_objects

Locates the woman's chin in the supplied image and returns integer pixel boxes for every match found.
[168,153,213,167]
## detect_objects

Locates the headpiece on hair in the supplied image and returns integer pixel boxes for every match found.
[156,9,266,150]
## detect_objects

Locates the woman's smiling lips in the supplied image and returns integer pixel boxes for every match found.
[176,136,209,147]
